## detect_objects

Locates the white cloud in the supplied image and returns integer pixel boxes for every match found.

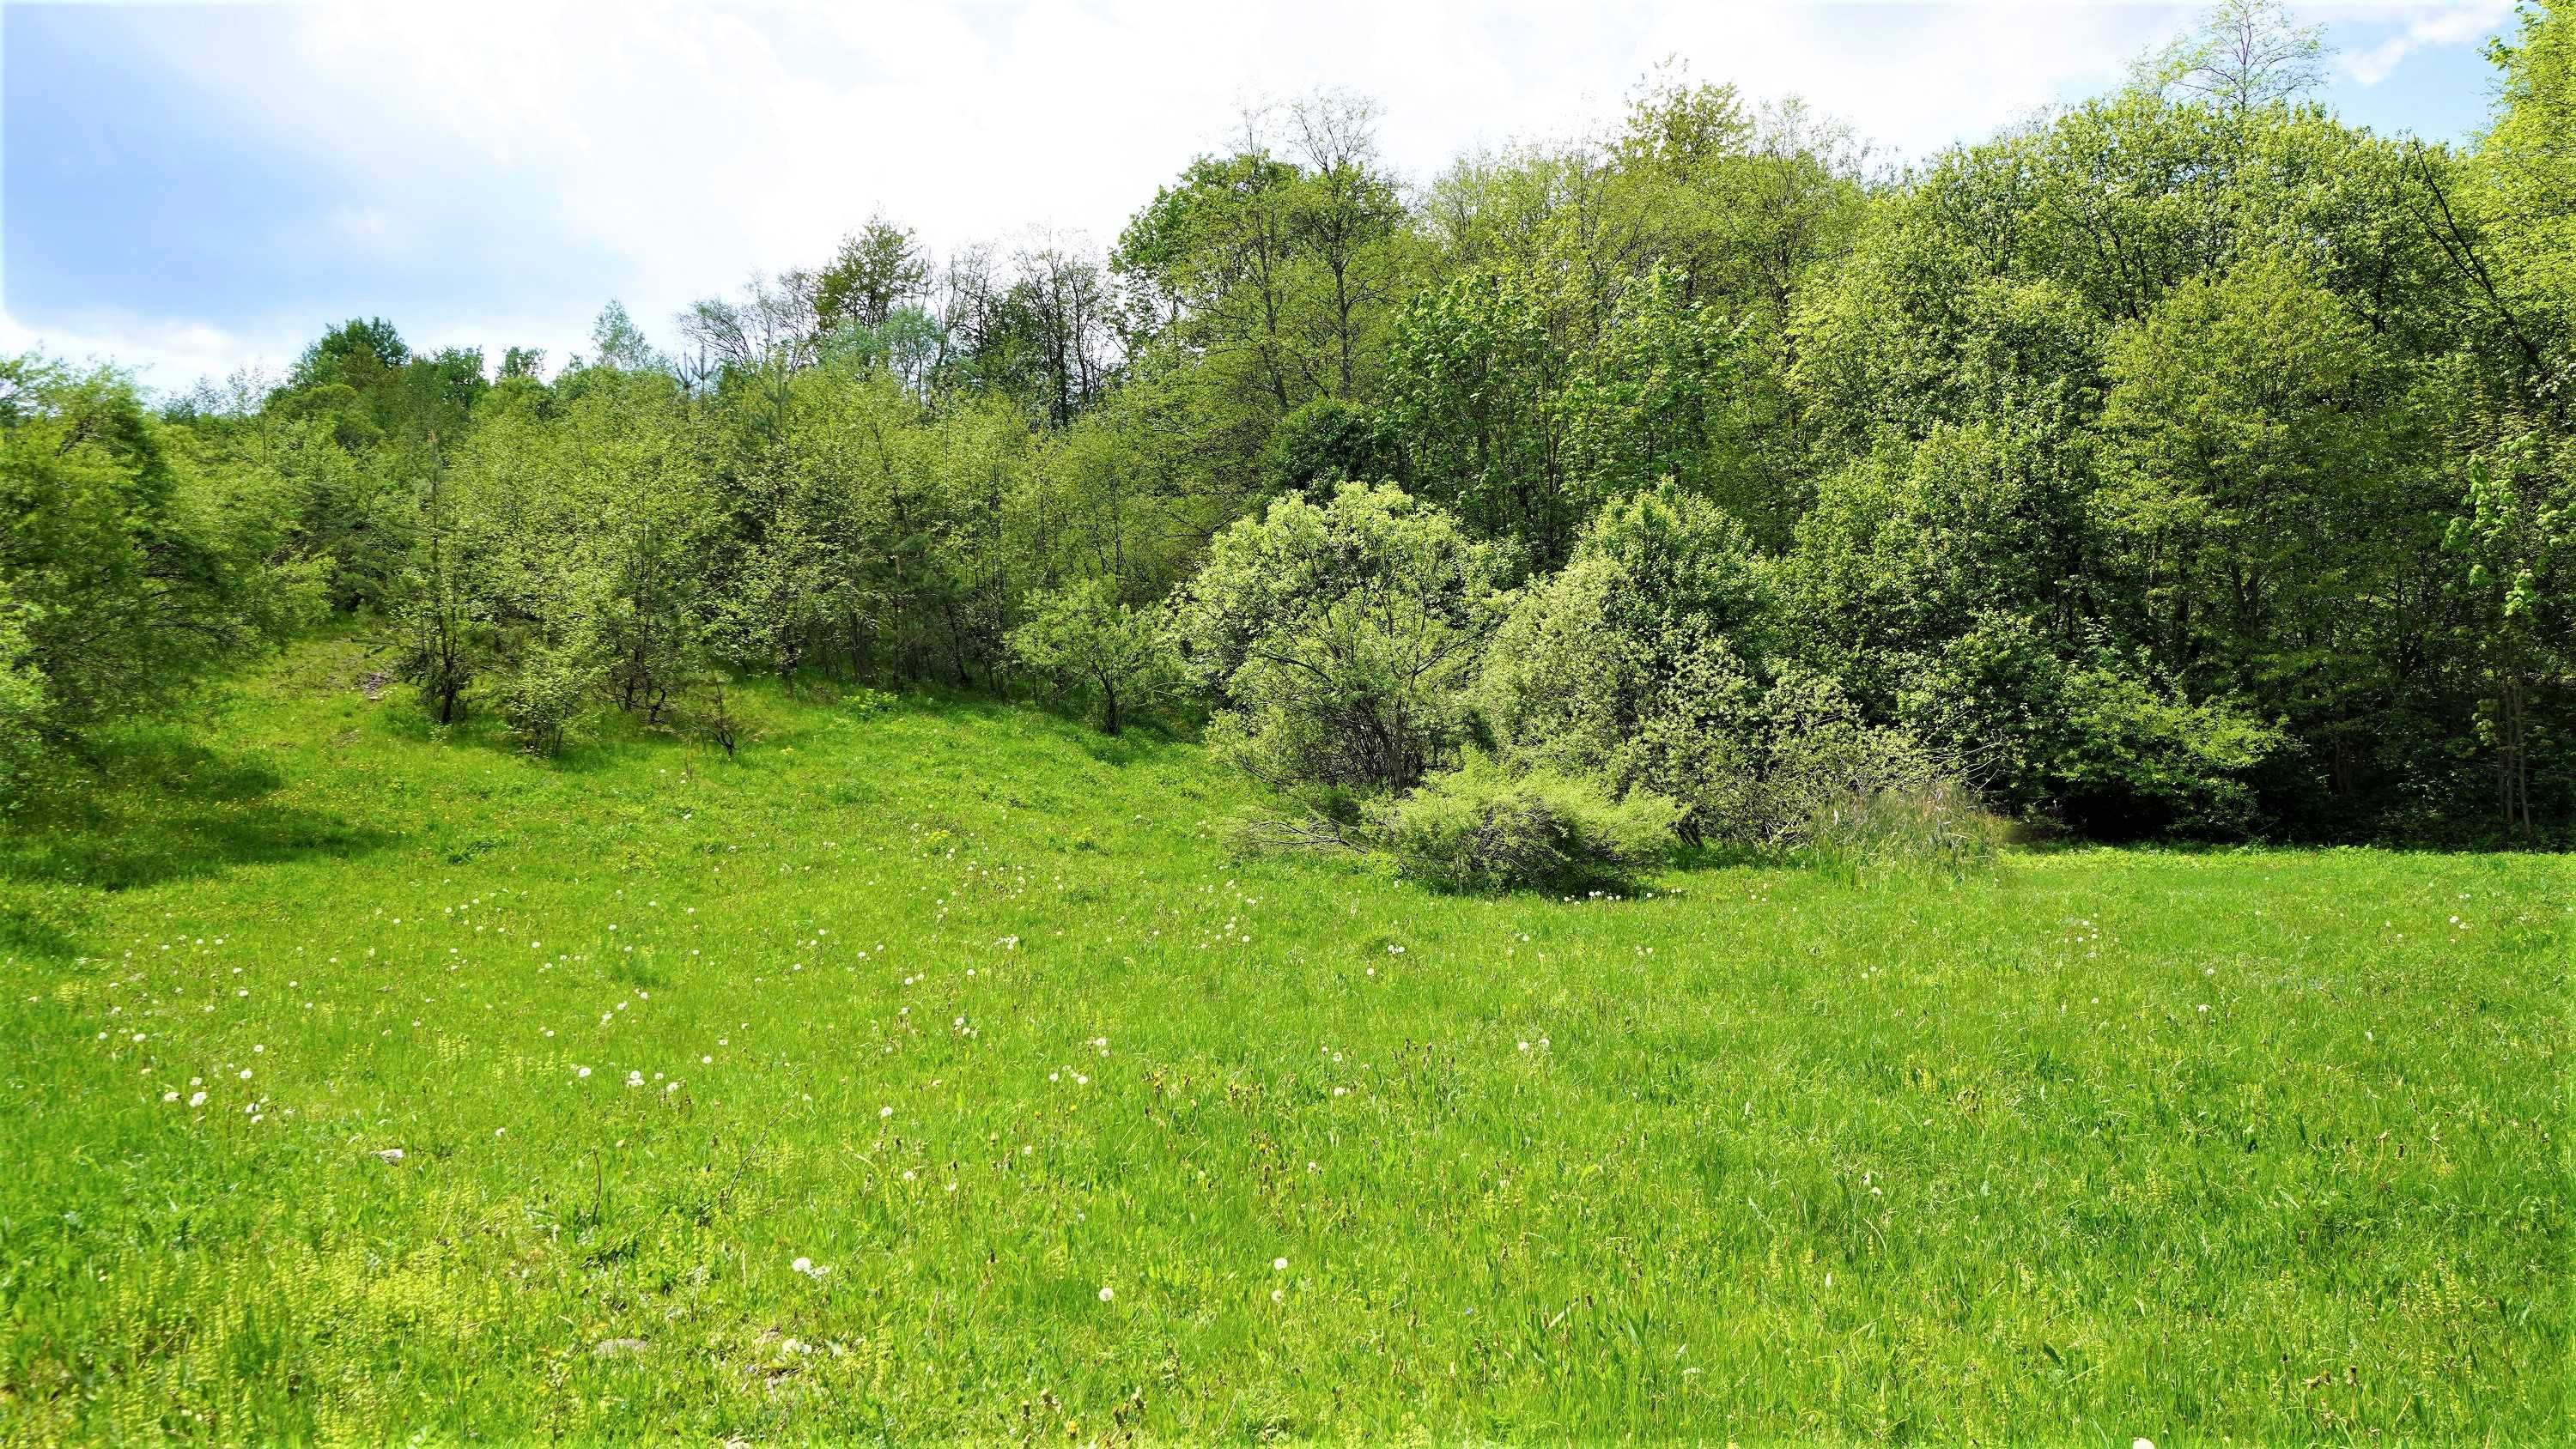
[2336,1,2515,85]
[258,1,2183,325]
[0,306,295,391]
[16,0,2521,387]
[0,300,592,395]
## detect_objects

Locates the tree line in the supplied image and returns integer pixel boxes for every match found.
[5,0,2569,855]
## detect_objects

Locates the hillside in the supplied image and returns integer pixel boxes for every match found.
[1,641,2564,1440]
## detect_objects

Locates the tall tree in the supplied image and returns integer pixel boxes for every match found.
[2144,0,2331,113]
[816,214,932,336]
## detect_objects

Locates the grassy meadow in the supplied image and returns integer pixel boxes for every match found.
[0,640,2566,1443]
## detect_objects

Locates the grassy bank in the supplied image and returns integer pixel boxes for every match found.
[1,641,2565,1442]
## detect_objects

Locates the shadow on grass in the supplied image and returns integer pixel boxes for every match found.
[755,671,1203,769]
[0,729,393,891]
[352,665,1208,810]
[1060,721,1186,769]
[371,688,705,779]
[0,906,81,961]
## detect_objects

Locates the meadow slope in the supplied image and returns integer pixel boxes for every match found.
[1,641,2567,1442]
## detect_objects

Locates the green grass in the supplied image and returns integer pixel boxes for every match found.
[2,640,2567,1443]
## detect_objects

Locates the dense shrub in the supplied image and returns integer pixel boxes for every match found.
[1263,397,1402,496]
[1170,482,1514,798]
[1479,483,1771,757]
[489,641,601,755]
[0,358,318,766]
[1479,488,1956,849]
[1899,612,2281,835]
[1632,657,1954,848]
[1367,754,1682,892]
[1798,779,2011,875]
[1006,579,1176,735]
[0,602,46,785]
[1479,486,1790,838]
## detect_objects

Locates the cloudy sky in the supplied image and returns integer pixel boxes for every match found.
[0,0,2524,391]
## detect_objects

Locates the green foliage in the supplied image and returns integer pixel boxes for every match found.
[388,368,708,750]
[1650,659,1954,849]
[2442,3,2576,837]
[0,357,319,755]
[488,635,602,755]
[1261,395,1400,494]
[1481,483,1955,850]
[1367,752,1680,891]
[1777,80,2515,834]
[1113,97,1413,430]
[1795,778,2006,876]
[1171,482,1513,797]
[1555,267,1737,512]
[389,454,482,724]
[2444,440,2573,834]
[291,316,410,386]
[0,597,48,781]
[2452,443,2573,630]
[1382,264,1735,568]
[2098,255,2397,684]
[2475,1,2576,371]
[1772,417,2278,834]
[1783,425,2044,700]
[1005,579,1177,735]
[588,300,660,373]
[814,215,931,336]
[2138,0,2330,113]
[1900,612,2283,834]
[1381,269,1576,556]
[1481,486,1770,770]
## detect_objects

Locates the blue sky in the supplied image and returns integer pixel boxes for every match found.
[0,1,2527,391]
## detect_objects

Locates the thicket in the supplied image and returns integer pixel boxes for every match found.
[6,2,2571,880]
